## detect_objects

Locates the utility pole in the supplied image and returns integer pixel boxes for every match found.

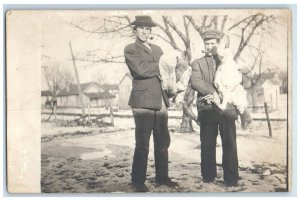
[69,41,85,116]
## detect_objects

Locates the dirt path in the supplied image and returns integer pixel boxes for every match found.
[41,121,288,193]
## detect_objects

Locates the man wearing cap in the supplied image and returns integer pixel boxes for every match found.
[124,16,178,192]
[190,29,239,187]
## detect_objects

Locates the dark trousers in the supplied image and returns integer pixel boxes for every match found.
[198,104,239,185]
[131,103,170,185]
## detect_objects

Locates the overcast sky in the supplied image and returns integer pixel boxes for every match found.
[41,9,289,90]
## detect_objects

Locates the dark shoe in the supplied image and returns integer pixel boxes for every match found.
[225,181,239,187]
[156,177,178,187]
[132,183,149,192]
[203,178,215,183]
[225,182,241,192]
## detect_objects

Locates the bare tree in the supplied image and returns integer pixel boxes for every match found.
[94,71,115,126]
[228,13,277,60]
[43,62,65,103]
[62,69,75,90]
[43,62,73,121]
[43,61,76,106]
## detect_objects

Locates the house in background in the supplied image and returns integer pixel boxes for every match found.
[118,73,132,110]
[100,84,119,95]
[247,69,281,111]
[100,84,119,106]
[281,76,288,94]
[56,82,115,108]
[41,90,51,107]
[279,71,288,94]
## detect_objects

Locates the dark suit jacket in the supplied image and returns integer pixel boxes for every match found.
[124,40,169,110]
[190,55,219,111]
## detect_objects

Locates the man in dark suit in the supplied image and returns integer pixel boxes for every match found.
[124,16,178,192]
[190,29,240,187]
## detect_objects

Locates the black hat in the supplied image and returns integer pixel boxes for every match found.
[131,16,156,27]
[203,29,224,40]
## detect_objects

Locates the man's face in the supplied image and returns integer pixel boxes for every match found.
[135,26,151,43]
[204,38,219,52]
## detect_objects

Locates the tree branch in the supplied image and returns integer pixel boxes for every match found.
[228,14,257,31]
[163,16,187,43]
[74,57,125,64]
[152,33,173,46]
[221,15,228,31]
[212,16,218,29]
[183,16,192,61]
[68,21,130,34]
[156,17,180,50]
[234,14,269,60]
[185,15,204,38]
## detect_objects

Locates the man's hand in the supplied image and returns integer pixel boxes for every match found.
[201,91,221,105]
[202,94,213,104]
[212,91,221,105]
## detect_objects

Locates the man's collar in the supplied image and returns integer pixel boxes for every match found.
[135,39,151,46]
[135,39,152,54]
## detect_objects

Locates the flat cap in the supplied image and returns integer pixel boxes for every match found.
[203,29,224,40]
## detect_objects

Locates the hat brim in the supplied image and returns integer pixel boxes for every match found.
[131,21,156,27]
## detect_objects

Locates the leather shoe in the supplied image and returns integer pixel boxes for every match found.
[156,177,178,187]
[132,183,149,192]
[225,181,239,187]
[203,178,215,183]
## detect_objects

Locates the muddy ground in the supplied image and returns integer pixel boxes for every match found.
[41,119,288,193]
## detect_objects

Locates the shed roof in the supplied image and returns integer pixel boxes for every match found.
[118,73,133,86]
[57,82,99,96]
[41,90,51,96]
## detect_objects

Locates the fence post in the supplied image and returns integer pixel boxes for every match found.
[264,102,272,137]
[88,103,91,123]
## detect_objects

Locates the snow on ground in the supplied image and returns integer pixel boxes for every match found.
[42,94,287,120]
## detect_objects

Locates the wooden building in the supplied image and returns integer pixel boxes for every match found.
[118,73,132,110]
[56,82,115,108]
[247,70,281,111]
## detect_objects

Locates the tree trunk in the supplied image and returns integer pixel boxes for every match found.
[178,83,198,133]
[180,108,193,133]
[240,109,252,130]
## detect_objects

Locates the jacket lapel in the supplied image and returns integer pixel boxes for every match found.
[135,40,154,58]
[150,44,159,62]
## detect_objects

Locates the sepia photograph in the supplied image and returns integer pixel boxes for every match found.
[6,8,292,194]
